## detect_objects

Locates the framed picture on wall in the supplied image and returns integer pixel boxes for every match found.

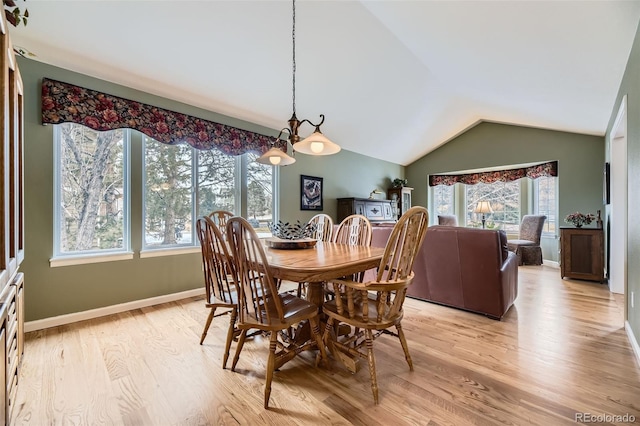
[300,175,323,210]
[604,162,611,205]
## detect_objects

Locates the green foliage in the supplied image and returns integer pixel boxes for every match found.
[144,141,192,245]
[393,178,408,187]
[4,0,28,27]
[196,149,236,216]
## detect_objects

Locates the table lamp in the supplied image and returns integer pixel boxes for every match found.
[474,201,493,229]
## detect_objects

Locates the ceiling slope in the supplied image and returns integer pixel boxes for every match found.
[9,1,640,165]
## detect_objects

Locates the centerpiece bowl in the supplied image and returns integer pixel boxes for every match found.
[266,221,317,249]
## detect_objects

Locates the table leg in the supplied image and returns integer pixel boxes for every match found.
[305,281,325,310]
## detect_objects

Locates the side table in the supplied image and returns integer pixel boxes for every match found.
[560,227,605,283]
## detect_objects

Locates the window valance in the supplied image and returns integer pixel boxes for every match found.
[429,161,558,186]
[41,78,284,155]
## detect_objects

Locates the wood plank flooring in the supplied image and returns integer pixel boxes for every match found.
[10,265,640,425]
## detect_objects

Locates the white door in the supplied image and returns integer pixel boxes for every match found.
[609,97,627,297]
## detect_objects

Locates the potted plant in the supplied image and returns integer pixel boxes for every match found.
[392,178,408,188]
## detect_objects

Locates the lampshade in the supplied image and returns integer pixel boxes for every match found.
[474,201,493,214]
[256,146,296,166]
[293,129,341,156]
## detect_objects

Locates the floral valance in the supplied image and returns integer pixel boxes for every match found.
[429,161,558,186]
[41,78,284,155]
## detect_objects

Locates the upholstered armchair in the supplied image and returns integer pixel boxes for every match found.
[438,215,458,226]
[507,215,547,265]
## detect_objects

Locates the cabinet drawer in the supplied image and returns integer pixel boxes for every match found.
[364,202,385,221]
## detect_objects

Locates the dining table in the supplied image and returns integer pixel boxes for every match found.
[264,241,385,309]
[260,240,386,362]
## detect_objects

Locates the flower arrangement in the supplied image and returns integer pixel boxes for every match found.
[565,212,595,228]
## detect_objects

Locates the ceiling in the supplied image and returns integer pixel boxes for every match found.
[8,1,640,166]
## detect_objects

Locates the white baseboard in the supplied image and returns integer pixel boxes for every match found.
[25,288,205,333]
[543,260,559,268]
[625,321,640,368]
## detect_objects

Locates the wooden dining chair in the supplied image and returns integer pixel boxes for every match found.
[326,214,373,295]
[333,214,372,247]
[195,216,239,369]
[309,213,334,242]
[297,214,335,297]
[226,216,328,409]
[320,206,429,404]
[208,210,233,228]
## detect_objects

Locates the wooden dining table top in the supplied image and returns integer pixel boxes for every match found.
[263,241,385,283]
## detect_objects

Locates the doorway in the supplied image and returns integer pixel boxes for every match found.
[609,96,627,303]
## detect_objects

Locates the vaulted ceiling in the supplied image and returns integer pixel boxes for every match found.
[9,1,640,165]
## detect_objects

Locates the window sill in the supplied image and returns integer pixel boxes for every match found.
[139,246,200,258]
[50,252,134,268]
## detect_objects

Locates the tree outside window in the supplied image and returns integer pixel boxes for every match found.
[534,176,557,234]
[144,141,193,246]
[55,123,127,254]
[466,181,520,231]
[54,123,275,257]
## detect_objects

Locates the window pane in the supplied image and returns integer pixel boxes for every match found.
[55,123,126,254]
[247,152,273,235]
[196,149,236,216]
[144,139,193,247]
[432,185,454,218]
[466,181,520,232]
[535,176,557,234]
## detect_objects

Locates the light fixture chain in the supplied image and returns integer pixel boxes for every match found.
[292,0,296,114]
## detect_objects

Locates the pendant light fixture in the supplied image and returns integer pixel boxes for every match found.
[257,0,339,166]
[256,127,296,166]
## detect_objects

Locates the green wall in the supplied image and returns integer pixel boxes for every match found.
[605,21,640,346]
[19,58,402,322]
[406,121,605,262]
[278,150,402,224]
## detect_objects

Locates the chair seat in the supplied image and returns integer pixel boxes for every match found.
[241,293,320,331]
[323,295,402,329]
[208,289,239,306]
[507,240,538,254]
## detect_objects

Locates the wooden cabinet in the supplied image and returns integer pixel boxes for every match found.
[337,198,395,223]
[0,16,24,425]
[387,186,413,220]
[560,227,604,283]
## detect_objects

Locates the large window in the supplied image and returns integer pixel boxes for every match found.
[54,123,130,256]
[54,123,274,258]
[246,152,274,235]
[144,141,194,247]
[534,176,557,234]
[143,137,273,250]
[466,181,520,232]
[430,177,553,234]
[143,137,273,249]
[432,185,454,216]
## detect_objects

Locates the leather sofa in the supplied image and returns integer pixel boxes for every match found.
[370,224,518,320]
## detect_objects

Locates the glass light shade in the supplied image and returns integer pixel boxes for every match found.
[293,130,341,156]
[474,201,493,214]
[256,147,296,166]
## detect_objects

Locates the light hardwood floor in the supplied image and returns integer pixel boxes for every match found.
[11,265,640,425]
